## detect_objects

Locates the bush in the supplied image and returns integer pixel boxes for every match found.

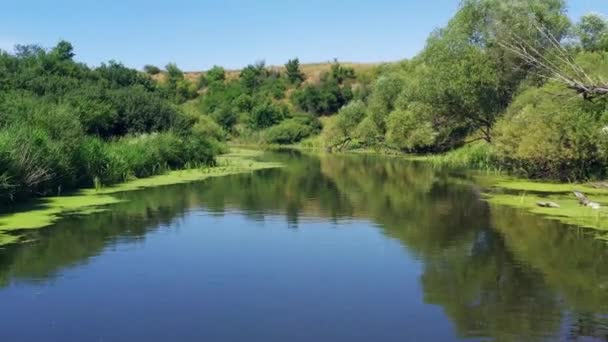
[143,65,161,75]
[263,115,321,144]
[386,104,436,151]
[249,100,286,129]
[320,100,365,148]
[191,115,226,143]
[493,83,607,180]
[108,86,181,135]
[0,41,222,203]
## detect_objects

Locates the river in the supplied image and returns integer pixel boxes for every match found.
[1,150,607,341]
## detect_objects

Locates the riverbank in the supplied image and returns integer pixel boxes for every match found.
[0,149,282,246]
[248,143,608,239]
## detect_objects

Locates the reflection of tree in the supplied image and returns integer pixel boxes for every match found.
[491,206,608,340]
[0,184,197,287]
[420,230,564,341]
[0,150,607,340]
[318,153,565,341]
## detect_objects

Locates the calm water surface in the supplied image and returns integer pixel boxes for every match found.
[1,150,608,341]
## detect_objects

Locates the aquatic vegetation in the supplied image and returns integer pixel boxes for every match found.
[0,149,281,246]
[478,174,608,234]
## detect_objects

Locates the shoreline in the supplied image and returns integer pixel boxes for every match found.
[250,143,608,238]
[0,149,282,247]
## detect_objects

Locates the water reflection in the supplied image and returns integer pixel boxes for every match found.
[1,150,607,341]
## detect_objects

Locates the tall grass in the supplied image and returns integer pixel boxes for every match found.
[425,142,501,173]
[0,128,220,202]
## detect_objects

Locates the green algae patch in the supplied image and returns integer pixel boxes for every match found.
[475,175,608,194]
[0,149,281,246]
[478,174,608,234]
[486,193,608,231]
[0,195,122,232]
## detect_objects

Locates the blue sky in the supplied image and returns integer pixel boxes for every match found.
[1,0,607,71]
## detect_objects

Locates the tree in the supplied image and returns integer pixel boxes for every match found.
[329,59,356,85]
[322,100,366,150]
[165,63,184,81]
[163,63,196,103]
[51,40,75,61]
[206,65,226,83]
[249,99,285,129]
[13,44,44,58]
[416,0,570,142]
[143,64,161,75]
[577,14,608,52]
[240,61,267,92]
[499,14,608,99]
[285,58,305,85]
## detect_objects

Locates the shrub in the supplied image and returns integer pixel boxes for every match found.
[321,100,365,148]
[191,115,226,143]
[385,105,436,151]
[249,100,286,129]
[493,83,607,180]
[263,115,321,144]
[143,64,161,75]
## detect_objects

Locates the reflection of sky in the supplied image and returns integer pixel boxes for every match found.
[0,211,459,341]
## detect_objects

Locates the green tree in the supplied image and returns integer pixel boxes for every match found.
[285,58,305,85]
[249,99,286,129]
[50,40,75,61]
[206,65,226,83]
[143,64,161,75]
[577,14,608,52]
[240,61,267,92]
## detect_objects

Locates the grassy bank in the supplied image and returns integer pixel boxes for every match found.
[0,149,281,247]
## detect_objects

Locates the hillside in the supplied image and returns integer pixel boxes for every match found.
[152,62,381,84]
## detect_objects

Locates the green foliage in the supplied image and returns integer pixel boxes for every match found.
[240,61,268,92]
[163,63,197,104]
[577,13,608,52]
[329,60,356,84]
[249,99,287,129]
[427,142,499,170]
[263,115,321,144]
[0,41,220,202]
[386,105,436,151]
[493,82,607,180]
[321,100,367,148]
[285,58,305,85]
[292,75,354,116]
[199,66,227,89]
[0,125,73,200]
[50,40,75,61]
[191,115,226,143]
[322,0,608,181]
[143,64,161,75]
[366,73,407,131]
[207,66,226,83]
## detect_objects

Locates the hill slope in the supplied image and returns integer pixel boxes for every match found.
[153,62,381,84]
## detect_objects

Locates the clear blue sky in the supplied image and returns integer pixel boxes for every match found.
[1,0,607,71]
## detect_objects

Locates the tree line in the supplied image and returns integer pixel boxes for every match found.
[0,42,221,202]
[2,0,606,205]
[321,0,608,181]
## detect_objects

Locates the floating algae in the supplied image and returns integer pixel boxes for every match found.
[0,149,281,246]
[478,174,608,234]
